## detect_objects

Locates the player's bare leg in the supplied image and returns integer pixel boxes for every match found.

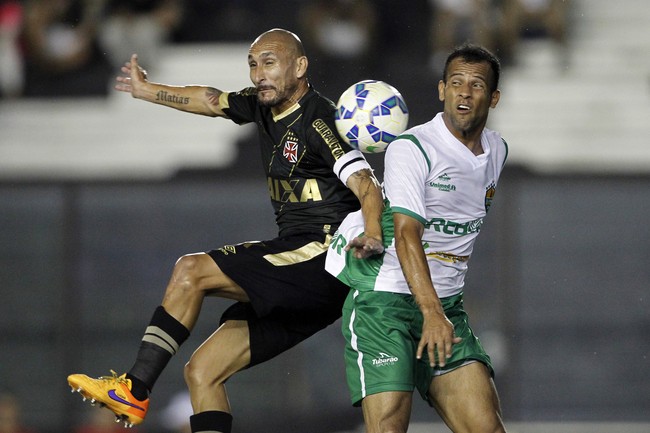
[428,362,506,433]
[361,391,412,433]
[68,252,250,427]
[161,252,250,330]
[184,320,251,412]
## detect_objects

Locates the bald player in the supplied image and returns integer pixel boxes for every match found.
[67,28,384,432]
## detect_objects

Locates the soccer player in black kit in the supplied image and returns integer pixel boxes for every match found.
[67,29,385,432]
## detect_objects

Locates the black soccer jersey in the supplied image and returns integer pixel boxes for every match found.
[221,86,368,237]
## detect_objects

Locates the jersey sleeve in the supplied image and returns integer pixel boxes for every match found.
[500,137,509,169]
[384,135,431,226]
[219,87,258,125]
[333,150,372,186]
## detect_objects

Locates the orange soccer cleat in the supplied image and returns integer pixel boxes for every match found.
[68,370,149,428]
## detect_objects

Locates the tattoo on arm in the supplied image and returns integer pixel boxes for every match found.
[351,169,380,204]
[206,87,222,107]
[155,90,190,105]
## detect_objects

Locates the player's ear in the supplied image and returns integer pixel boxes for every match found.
[296,56,308,79]
[437,80,445,102]
[490,89,500,108]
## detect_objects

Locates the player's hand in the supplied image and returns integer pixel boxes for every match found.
[344,235,384,259]
[417,310,462,367]
[115,54,148,97]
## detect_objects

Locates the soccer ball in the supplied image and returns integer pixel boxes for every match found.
[335,80,409,153]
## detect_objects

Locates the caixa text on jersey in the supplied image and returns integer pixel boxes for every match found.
[267,177,323,202]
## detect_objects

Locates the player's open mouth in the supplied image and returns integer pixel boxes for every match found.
[458,104,470,112]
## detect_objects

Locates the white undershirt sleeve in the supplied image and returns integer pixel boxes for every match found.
[333,150,372,186]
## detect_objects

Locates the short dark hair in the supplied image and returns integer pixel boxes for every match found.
[443,44,501,93]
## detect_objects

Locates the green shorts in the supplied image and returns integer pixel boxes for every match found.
[341,290,493,406]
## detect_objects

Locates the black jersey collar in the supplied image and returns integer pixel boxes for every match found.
[272,86,316,123]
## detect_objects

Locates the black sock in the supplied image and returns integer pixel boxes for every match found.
[124,374,149,401]
[127,306,190,399]
[190,411,233,433]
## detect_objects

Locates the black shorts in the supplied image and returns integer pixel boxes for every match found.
[207,232,349,366]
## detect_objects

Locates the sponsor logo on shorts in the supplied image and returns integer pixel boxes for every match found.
[372,352,399,367]
[216,245,237,255]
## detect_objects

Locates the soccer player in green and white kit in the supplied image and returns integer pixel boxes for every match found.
[326,44,508,433]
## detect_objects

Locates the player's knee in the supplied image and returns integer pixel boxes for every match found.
[447,413,506,433]
[183,355,225,390]
[371,422,407,433]
[170,254,206,292]
[184,346,243,391]
[183,358,202,389]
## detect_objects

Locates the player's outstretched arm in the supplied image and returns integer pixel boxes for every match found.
[114,54,227,118]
